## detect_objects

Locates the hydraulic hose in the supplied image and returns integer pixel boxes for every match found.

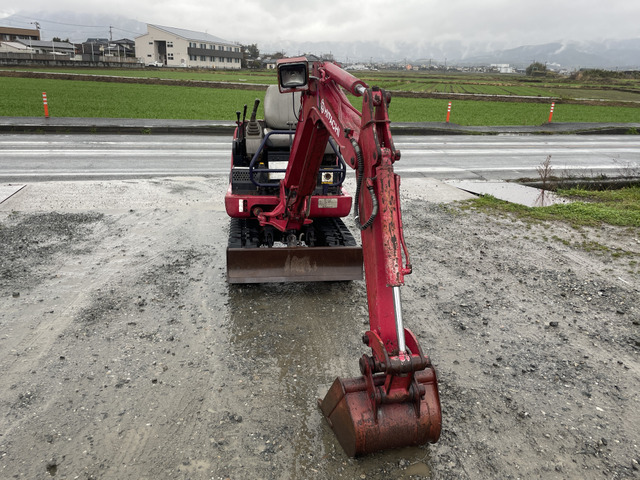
[350,138,378,231]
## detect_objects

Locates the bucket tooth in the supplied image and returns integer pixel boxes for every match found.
[318,369,441,457]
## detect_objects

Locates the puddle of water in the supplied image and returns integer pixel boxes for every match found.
[445,180,572,207]
[404,461,431,478]
[375,446,432,478]
[225,282,437,478]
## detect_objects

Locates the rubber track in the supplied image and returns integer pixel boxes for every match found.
[227,217,357,248]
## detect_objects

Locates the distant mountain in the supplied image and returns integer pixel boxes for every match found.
[259,39,490,65]
[459,39,640,69]
[2,11,638,69]
[263,38,640,70]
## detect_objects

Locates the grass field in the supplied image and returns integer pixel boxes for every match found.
[0,77,266,120]
[5,66,640,100]
[1,68,639,124]
[468,186,640,228]
[0,67,278,84]
[387,96,639,124]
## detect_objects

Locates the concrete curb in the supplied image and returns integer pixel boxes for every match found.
[0,117,639,136]
[0,117,236,135]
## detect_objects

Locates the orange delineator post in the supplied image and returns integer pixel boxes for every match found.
[548,102,555,123]
[42,92,49,118]
[446,101,452,123]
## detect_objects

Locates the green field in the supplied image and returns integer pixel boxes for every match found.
[386,97,639,125]
[0,77,266,120]
[1,68,639,124]
[1,67,278,84]
[355,70,640,102]
[5,66,640,100]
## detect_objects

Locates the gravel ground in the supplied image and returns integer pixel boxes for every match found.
[0,176,638,480]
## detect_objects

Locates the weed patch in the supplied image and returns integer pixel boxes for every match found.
[466,186,640,228]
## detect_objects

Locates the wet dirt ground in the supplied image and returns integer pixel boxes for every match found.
[0,176,638,479]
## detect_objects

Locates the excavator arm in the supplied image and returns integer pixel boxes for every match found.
[258,57,441,456]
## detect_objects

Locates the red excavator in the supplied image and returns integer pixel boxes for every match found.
[225,56,441,456]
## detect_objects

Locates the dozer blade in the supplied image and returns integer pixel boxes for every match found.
[227,246,363,283]
[318,368,441,457]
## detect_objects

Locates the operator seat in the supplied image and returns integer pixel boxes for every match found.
[262,85,334,154]
[263,85,301,148]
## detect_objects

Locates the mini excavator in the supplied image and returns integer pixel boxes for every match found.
[225,57,441,456]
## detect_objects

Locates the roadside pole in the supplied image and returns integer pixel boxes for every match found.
[42,92,49,118]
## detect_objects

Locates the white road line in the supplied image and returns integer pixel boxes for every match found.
[1,150,227,157]
[399,148,638,155]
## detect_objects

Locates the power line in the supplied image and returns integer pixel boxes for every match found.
[3,13,143,38]
[110,26,142,36]
[10,13,108,29]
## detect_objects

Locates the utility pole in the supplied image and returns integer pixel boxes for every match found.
[109,26,113,42]
[31,21,41,38]
[29,22,40,60]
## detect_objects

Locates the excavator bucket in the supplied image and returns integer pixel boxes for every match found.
[318,368,441,457]
[227,246,363,283]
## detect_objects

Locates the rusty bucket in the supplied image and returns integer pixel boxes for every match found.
[318,368,441,457]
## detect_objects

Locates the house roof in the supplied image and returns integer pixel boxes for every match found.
[0,41,32,51]
[147,24,235,46]
[0,26,40,37]
[17,40,74,49]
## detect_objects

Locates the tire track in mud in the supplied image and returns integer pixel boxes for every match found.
[0,178,226,478]
[0,212,108,419]
[56,208,222,476]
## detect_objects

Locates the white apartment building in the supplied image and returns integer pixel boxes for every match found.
[135,24,242,69]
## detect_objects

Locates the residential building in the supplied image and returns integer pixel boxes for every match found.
[135,24,242,68]
[78,38,135,60]
[16,39,75,56]
[112,39,135,58]
[81,37,110,58]
[0,41,32,54]
[491,63,515,74]
[0,26,40,42]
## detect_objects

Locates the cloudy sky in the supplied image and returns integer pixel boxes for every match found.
[1,0,638,48]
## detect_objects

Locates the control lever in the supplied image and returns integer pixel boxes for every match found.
[249,98,260,122]
[246,99,261,137]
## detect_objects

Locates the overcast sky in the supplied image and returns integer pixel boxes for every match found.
[2,0,639,48]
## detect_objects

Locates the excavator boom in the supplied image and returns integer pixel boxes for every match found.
[225,57,441,456]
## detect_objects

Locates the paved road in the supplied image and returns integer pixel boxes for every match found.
[395,135,639,180]
[0,134,638,182]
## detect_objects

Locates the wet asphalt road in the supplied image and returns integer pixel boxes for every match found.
[0,134,638,182]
